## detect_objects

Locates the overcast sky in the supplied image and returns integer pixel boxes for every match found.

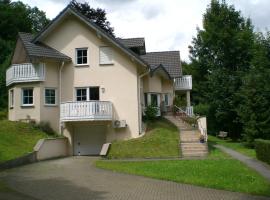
[19,0,270,61]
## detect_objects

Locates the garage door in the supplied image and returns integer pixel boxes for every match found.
[73,125,106,156]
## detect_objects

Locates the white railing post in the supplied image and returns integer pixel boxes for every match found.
[6,63,46,86]
[174,75,192,90]
[60,101,113,122]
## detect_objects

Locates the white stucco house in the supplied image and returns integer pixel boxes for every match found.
[6,5,192,156]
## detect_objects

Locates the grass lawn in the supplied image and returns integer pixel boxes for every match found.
[107,118,179,159]
[208,135,256,158]
[97,141,270,196]
[0,120,49,163]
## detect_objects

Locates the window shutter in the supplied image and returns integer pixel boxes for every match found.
[100,47,113,65]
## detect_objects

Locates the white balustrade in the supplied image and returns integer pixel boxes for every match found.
[6,63,45,86]
[60,101,113,122]
[174,75,192,90]
[174,105,194,117]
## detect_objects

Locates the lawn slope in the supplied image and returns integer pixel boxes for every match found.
[0,120,48,163]
[97,131,270,196]
[107,119,179,159]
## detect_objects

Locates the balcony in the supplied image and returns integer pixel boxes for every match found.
[174,75,192,91]
[60,101,113,122]
[6,63,45,86]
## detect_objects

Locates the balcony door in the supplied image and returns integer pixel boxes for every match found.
[76,87,99,101]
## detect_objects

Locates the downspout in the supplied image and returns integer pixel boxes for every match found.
[138,69,150,135]
[59,61,65,135]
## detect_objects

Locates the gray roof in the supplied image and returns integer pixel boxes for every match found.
[141,51,182,78]
[19,32,71,61]
[117,38,145,48]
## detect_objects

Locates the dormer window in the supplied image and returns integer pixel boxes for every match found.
[76,48,88,65]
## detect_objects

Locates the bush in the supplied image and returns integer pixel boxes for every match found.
[255,139,270,165]
[34,121,55,136]
[0,110,7,120]
[194,103,210,116]
[144,105,158,121]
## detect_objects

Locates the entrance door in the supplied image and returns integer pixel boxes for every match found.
[73,125,106,155]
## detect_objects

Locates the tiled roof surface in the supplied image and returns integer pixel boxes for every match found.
[117,38,145,48]
[141,51,182,78]
[19,32,71,61]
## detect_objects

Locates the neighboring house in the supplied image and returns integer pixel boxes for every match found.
[6,5,192,156]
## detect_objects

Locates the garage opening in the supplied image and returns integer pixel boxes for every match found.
[73,124,106,156]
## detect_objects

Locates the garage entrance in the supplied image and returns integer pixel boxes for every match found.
[73,125,106,156]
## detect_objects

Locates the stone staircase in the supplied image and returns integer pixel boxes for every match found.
[165,115,208,158]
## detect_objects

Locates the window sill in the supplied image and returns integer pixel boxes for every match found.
[75,64,89,67]
[100,63,114,66]
[21,105,34,108]
[44,104,58,107]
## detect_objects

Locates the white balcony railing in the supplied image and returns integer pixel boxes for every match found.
[60,101,113,122]
[174,75,192,90]
[174,105,194,117]
[6,63,45,86]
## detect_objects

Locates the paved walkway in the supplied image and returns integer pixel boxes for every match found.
[215,145,270,182]
[0,157,269,200]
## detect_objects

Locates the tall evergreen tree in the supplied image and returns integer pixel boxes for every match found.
[237,32,270,144]
[189,0,254,137]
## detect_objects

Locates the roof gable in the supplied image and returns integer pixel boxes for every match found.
[32,5,148,69]
[18,32,71,62]
[141,51,182,78]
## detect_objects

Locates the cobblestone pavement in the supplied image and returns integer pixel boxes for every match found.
[0,157,269,200]
[215,145,270,182]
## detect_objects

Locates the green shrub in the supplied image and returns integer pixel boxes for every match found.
[34,121,55,136]
[0,110,7,120]
[144,105,158,121]
[255,139,270,165]
[194,103,210,116]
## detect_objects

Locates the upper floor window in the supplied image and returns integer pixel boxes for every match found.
[75,87,100,101]
[22,88,33,106]
[76,88,87,101]
[76,48,88,65]
[100,46,113,65]
[9,89,14,108]
[44,88,56,106]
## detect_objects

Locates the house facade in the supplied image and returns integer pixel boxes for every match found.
[6,6,192,156]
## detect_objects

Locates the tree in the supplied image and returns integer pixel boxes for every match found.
[70,0,114,36]
[237,32,270,145]
[189,0,254,137]
[0,0,50,109]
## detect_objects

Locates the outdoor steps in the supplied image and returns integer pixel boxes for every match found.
[164,115,209,158]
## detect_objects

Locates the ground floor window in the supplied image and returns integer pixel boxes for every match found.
[75,87,100,101]
[9,89,14,108]
[44,88,56,105]
[144,93,161,107]
[164,93,169,106]
[22,88,33,106]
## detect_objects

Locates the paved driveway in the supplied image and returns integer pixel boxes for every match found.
[0,157,269,200]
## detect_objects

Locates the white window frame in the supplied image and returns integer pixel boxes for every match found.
[75,87,100,101]
[21,88,34,107]
[44,88,57,106]
[75,48,88,66]
[164,93,169,106]
[99,46,113,65]
[9,89,14,108]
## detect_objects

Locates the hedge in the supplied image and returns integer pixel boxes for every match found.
[255,139,270,165]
